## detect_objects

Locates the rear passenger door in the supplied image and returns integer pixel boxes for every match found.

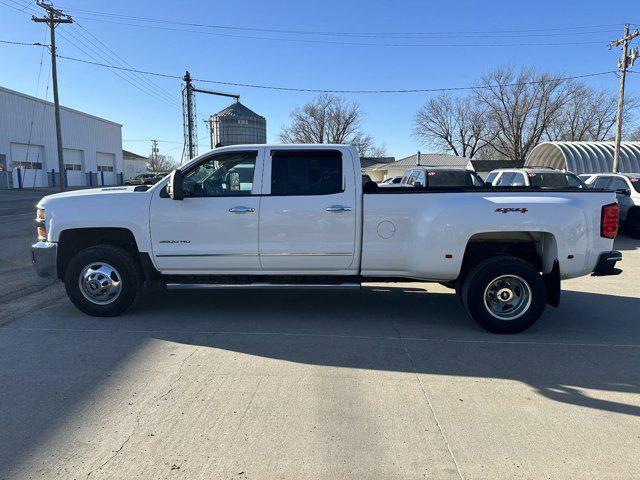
[259,148,357,272]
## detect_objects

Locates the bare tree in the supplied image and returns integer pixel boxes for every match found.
[630,126,640,141]
[475,66,570,161]
[280,94,381,156]
[413,93,493,158]
[545,83,638,141]
[147,154,178,172]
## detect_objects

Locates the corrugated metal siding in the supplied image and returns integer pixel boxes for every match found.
[526,141,640,174]
[0,87,123,182]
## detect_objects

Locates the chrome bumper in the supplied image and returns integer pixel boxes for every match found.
[31,241,57,278]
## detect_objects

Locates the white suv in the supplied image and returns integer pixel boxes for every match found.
[586,173,640,238]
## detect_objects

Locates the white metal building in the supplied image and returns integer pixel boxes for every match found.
[0,86,123,189]
[526,141,640,174]
[123,149,148,180]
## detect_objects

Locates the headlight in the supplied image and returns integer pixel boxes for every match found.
[36,208,46,241]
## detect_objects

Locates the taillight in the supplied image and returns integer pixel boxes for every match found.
[601,203,620,238]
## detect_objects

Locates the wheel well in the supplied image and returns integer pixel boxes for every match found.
[57,228,140,279]
[627,206,640,224]
[458,231,556,283]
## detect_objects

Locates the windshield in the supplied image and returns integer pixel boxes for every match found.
[628,175,640,193]
[426,170,485,188]
[527,172,586,189]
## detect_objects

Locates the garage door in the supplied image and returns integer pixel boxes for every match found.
[63,148,85,187]
[10,143,46,189]
[97,152,116,185]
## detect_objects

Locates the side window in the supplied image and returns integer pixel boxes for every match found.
[407,172,417,186]
[271,150,342,196]
[182,151,257,197]
[486,172,498,185]
[416,170,426,185]
[511,173,526,186]
[609,177,628,191]
[593,177,612,189]
[497,172,516,186]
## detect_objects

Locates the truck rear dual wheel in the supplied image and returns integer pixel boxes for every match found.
[64,245,141,317]
[461,256,547,334]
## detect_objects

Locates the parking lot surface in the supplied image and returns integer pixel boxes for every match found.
[1,189,639,479]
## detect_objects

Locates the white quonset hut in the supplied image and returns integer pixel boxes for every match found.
[0,86,123,189]
[526,141,640,174]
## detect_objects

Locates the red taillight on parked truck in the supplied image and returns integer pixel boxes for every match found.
[601,203,620,239]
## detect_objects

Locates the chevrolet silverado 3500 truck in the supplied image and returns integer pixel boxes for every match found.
[32,144,622,333]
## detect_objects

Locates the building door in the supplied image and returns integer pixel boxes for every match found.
[0,154,7,189]
[63,148,85,186]
[259,148,358,272]
[10,143,46,188]
[97,152,116,185]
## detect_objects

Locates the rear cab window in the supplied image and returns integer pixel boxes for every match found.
[270,150,343,196]
[527,172,585,189]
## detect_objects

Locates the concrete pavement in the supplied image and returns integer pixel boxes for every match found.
[1,190,639,479]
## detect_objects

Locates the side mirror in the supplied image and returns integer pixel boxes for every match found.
[167,169,184,200]
[362,180,378,194]
[616,188,631,196]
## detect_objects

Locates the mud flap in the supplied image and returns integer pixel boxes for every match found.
[543,259,560,308]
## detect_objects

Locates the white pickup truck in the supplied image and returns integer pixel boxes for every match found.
[32,144,622,333]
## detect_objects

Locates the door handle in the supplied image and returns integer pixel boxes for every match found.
[229,206,255,214]
[325,205,352,212]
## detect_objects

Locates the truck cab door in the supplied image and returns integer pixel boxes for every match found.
[259,148,358,272]
[149,149,263,273]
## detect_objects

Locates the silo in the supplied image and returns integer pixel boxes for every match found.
[209,101,267,147]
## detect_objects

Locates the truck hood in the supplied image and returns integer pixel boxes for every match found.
[37,186,149,209]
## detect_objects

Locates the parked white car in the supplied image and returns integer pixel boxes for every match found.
[586,173,640,238]
[486,168,586,189]
[32,144,621,333]
[378,175,402,187]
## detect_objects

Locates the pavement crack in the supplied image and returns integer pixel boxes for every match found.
[158,346,200,401]
[84,346,199,478]
[382,295,465,480]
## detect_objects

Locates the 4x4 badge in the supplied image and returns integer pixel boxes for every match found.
[495,207,528,214]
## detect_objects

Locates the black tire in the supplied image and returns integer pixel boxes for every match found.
[64,244,142,316]
[460,256,546,334]
[626,208,640,239]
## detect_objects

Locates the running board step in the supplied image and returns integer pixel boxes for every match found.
[165,282,362,290]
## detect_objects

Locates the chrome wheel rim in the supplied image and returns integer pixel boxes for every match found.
[78,262,122,305]
[483,275,532,321]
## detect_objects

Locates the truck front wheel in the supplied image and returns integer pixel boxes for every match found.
[64,245,141,316]
[461,256,546,334]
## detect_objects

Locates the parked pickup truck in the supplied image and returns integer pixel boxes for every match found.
[32,144,622,333]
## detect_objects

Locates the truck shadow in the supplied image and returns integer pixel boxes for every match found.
[1,286,639,477]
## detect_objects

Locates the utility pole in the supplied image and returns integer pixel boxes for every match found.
[32,1,72,191]
[150,139,159,170]
[182,71,196,162]
[609,23,639,173]
[182,70,240,160]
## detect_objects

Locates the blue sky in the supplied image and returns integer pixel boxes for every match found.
[0,0,638,160]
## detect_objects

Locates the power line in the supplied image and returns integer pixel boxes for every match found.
[55,6,626,37]
[55,54,619,94]
[0,39,47,46]
[58,16,612,47]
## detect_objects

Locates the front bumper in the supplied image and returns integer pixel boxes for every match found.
[31,241,57,278]
[592,250,622,276]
